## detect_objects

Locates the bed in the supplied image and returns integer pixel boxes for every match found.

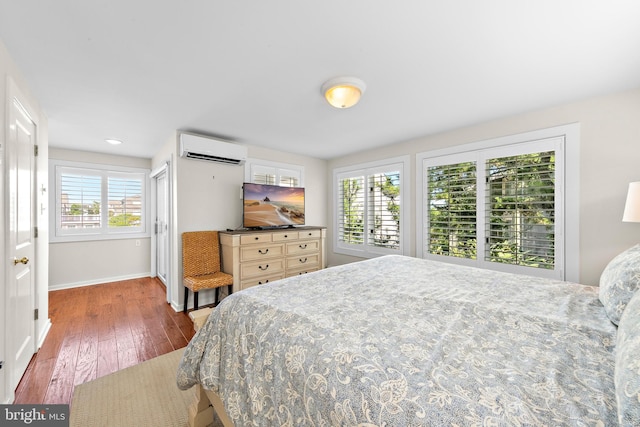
[177,252,640,426]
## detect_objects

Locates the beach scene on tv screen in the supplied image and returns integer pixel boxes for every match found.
[244,185,305,227]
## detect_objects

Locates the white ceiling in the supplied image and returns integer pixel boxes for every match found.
[1,1,640,160]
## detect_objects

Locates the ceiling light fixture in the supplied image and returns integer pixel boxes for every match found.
[321,76,366,109]
[105,138,123,145]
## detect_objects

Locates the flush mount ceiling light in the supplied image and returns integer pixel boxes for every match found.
[105,138,123,145]
[321,76,366,109]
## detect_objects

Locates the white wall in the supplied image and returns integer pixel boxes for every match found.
[48,148,152,289]
[0,39,49,403]
[152,133,328,311]
[46,132,328,312]
[327,87,640,286]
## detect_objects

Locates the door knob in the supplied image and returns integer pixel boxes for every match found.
[13,256,29,265]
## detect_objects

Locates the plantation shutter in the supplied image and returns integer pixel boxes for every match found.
[485,150,555,269]
[338,174,365,245]
[53,163,147,239]
[278,168,300,187]
[334,157,408,257]
[426,161,477,259]
[59,168,102,230]
[422,136,563,279]
[250,165,300,187]
[368,171,401,250]
[108,173,144,229]
[250,165,277,185]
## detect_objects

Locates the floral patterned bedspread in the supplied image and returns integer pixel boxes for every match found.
[177,255,617,426]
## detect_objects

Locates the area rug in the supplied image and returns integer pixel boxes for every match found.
[70,349,220,427]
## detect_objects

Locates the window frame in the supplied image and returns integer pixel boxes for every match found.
[416,123,580,281]
[333,156,410,258]
[244,158,304,187]
[49,159,150,242]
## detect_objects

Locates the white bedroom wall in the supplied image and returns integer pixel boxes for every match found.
[169,134,328,310]
[175,142,328,233]
[47,133,328,312]
[327,87,640,286]
[48,148,152,289]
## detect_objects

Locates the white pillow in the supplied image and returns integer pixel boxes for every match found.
[599,244,640,325]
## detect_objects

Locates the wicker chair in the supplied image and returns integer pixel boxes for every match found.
[182,231,233,313]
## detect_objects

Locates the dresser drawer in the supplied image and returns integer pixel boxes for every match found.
[241,273,285,290]
[272,231,299,242]
[298,229,322,239]
[286,253,319,270]
[286,267,320,277]
[240,243,284,262]
[220,227,325,294]
[241,259,285,278]
[286,240,319,255]
[240,233,272,245]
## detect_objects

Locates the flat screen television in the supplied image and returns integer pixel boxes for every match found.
[242,183,305,229]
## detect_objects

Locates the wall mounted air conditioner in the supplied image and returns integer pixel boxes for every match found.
[179,133,247,165]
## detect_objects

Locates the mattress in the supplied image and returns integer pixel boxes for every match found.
[177,255,617,425]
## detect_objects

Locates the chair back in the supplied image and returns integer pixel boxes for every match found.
[182,231,221,277]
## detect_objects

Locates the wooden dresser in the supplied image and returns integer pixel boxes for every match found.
[219,226,326,293]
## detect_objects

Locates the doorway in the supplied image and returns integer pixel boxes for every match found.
[151,161,171,303]
[6,93,38,396]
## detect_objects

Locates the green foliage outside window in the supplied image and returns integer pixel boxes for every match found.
[371,174,401,249]
[341,174,401,249]
[87,201,100,215]
[428,162,477,259]
[69,203,84,215]
[109,214,141,227]
[486,152,555,269]
[341,178,364,244]
[428,151,555,269]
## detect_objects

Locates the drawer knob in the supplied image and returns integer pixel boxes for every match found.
[299,257,308,263]
[284,234,288,238]
[254,237,259,240]
[258,264,269,271]
[258,280,270,285]
[258,248,269,255]
[299,244,307,249]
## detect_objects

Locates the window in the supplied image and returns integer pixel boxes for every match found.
[333,156,409,257]
[417,127,577,281]
[50,160,149,242]
[245,159,304,187]
[485,150,556,269]
[427,160,477,259]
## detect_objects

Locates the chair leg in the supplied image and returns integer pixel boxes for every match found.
[194,291,199,311]
[183,287,189,313]
[214,287,220,306]
[228,284,232,296]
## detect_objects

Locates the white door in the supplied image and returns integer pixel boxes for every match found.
[152,163,171,303]
[7,97,37,391]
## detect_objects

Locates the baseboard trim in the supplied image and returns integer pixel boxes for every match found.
[169,291,217,313]
[37,318,52,349]
[48,272,152,291]
[169,287,229,313]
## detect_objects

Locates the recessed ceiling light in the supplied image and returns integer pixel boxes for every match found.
[105,138,123,145]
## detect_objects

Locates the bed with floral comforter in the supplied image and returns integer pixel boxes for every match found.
[177,255,620,426]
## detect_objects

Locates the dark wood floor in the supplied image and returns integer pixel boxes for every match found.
[13,277,196,405]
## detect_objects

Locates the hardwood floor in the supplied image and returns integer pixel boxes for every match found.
[13,277,196,405]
